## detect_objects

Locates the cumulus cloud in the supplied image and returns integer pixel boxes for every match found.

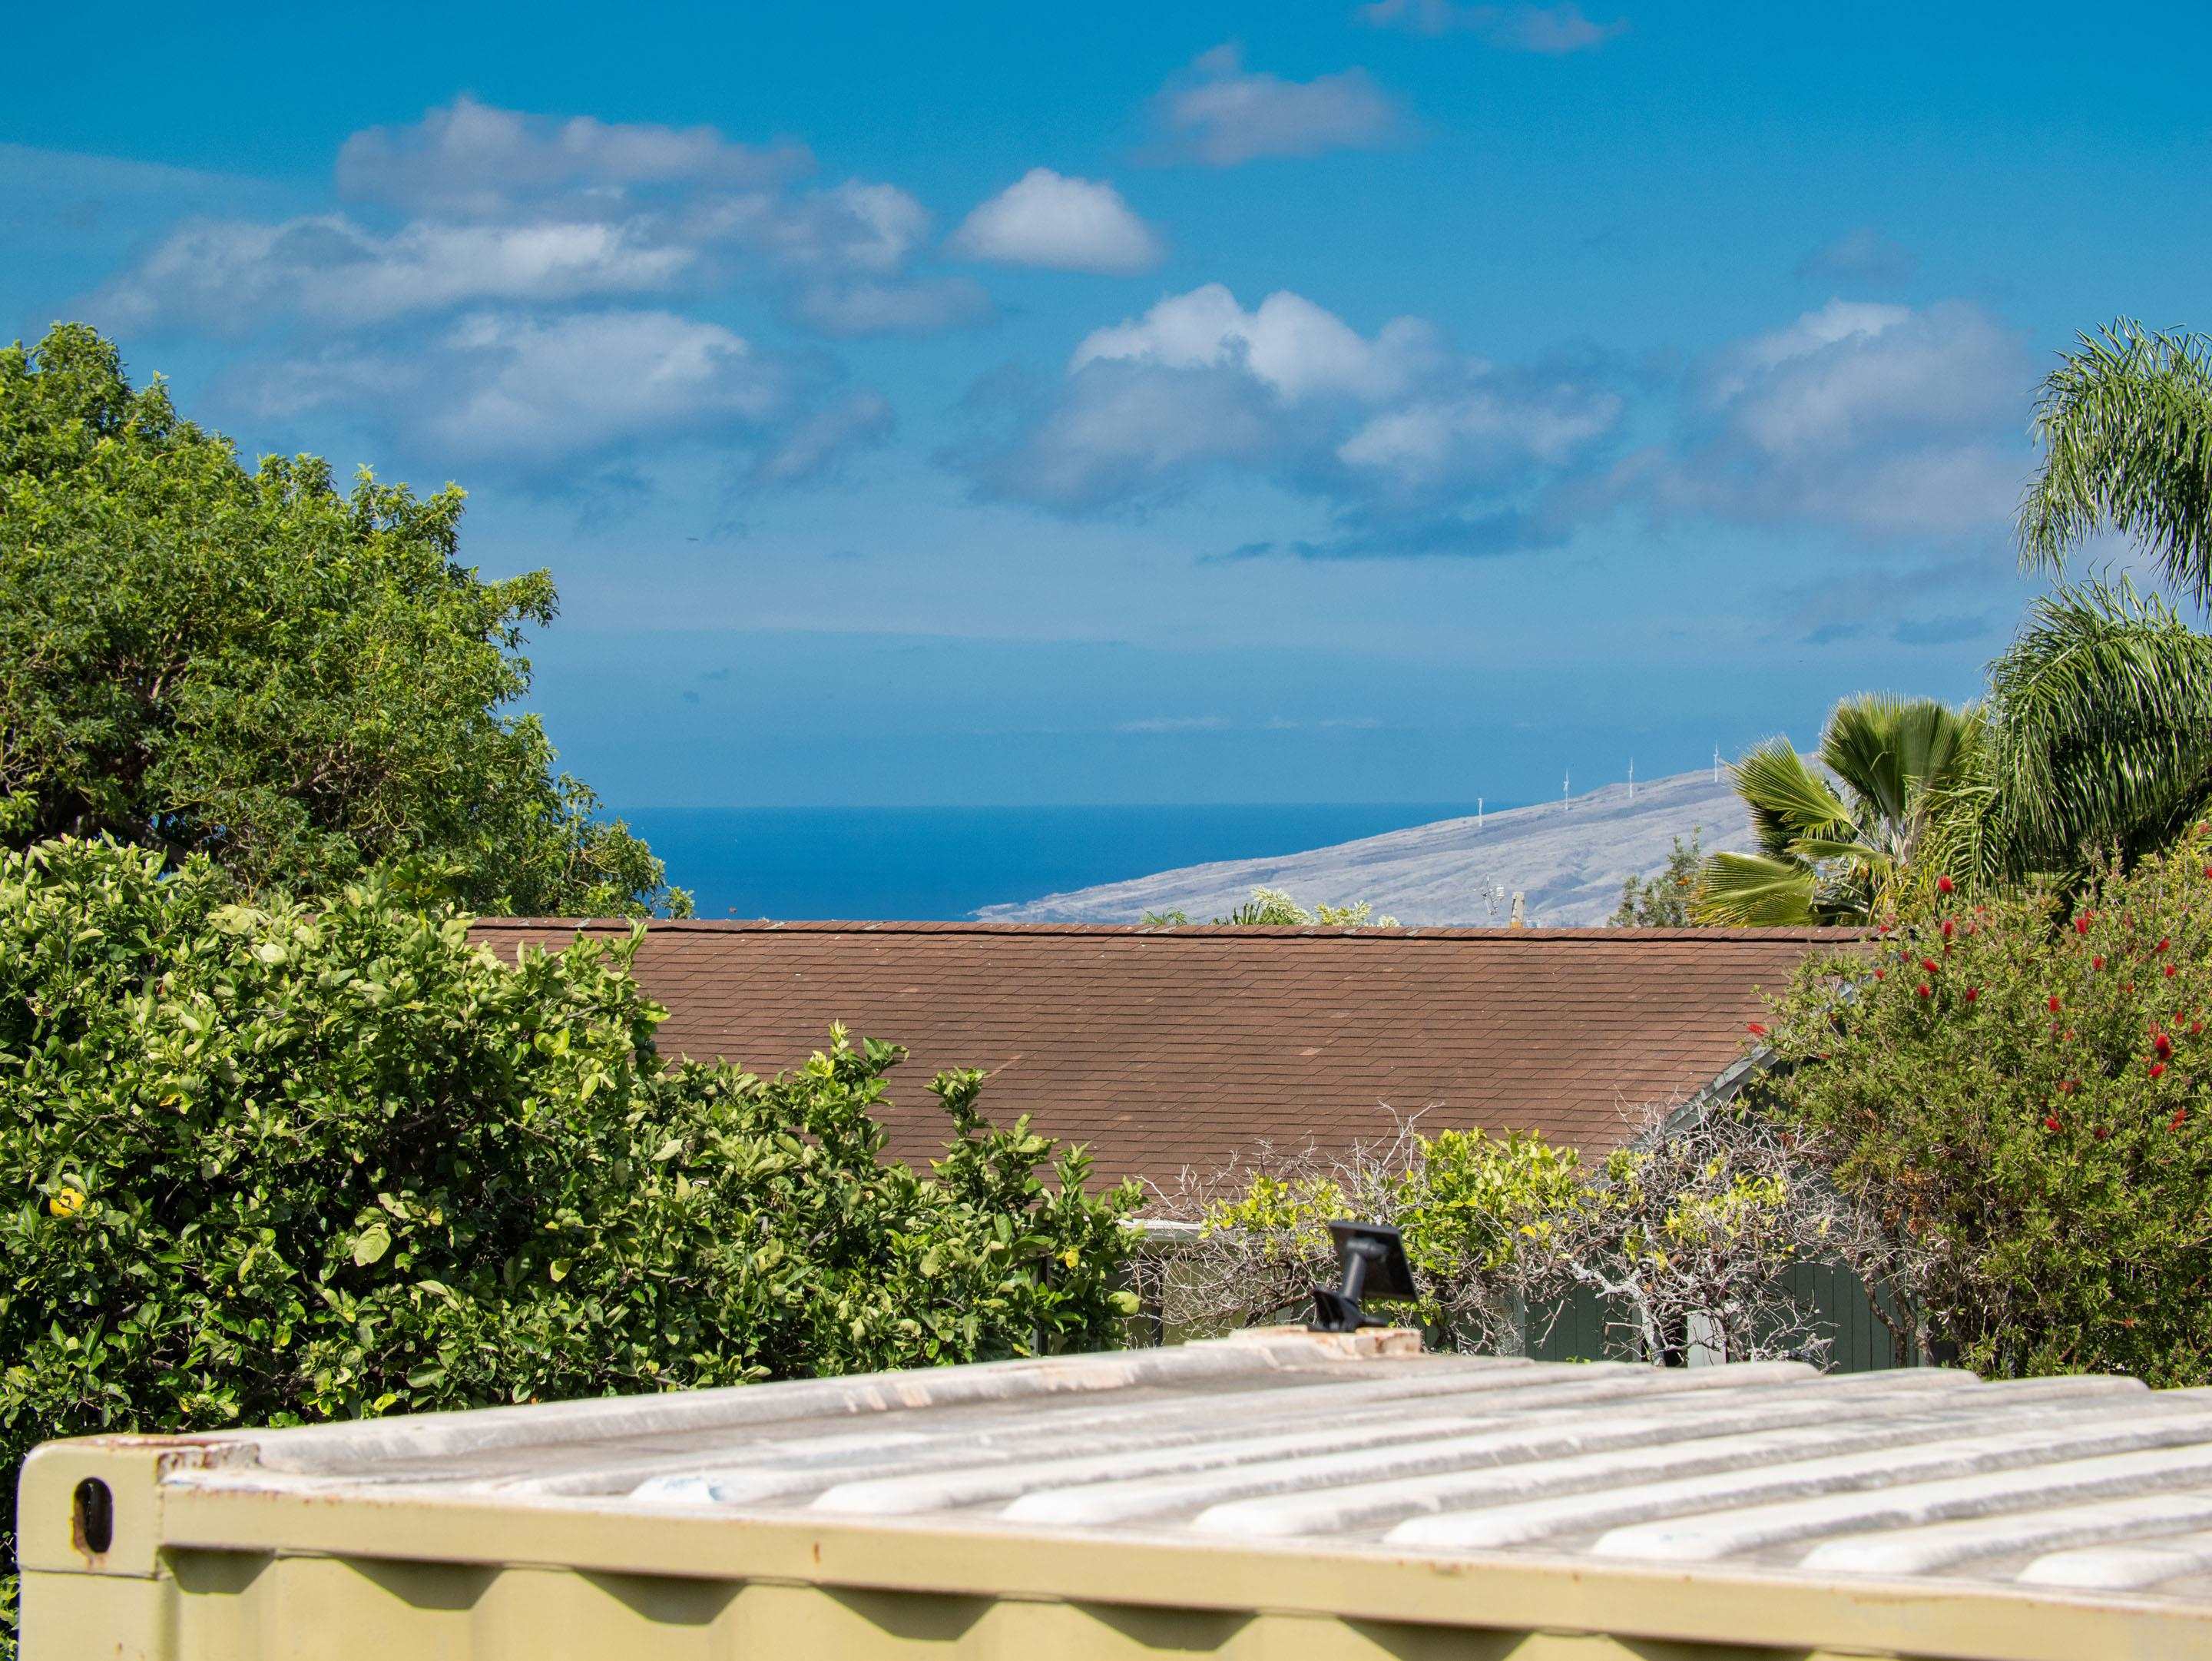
[1151,45,1404,166]
[1356,0,1627,51]
[334,94,809,217]
[1793,226,1918,287]
[94,214,696,330]
[950,169,1164,274]
[90,98,976,343]
[948,283,1623,553]
[1635,298,2031,538]
[1071,283,1437,402]
[244,308,885,485]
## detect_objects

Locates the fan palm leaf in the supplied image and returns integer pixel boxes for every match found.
[1694,696,1984,925]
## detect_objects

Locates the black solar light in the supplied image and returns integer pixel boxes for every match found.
[1309,1220,1417,1332]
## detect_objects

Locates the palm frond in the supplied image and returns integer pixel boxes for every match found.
[1691,851,1822,927]
[1985,579,2212,872]
[1730,738,1855,859]
[2019,320,2212,607]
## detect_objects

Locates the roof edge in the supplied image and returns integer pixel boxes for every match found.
[471,918,1869,943]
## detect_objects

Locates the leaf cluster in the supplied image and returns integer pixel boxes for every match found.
[1757,836,2212,1384]
[0,837,1137,1639]
[0,323,681,917]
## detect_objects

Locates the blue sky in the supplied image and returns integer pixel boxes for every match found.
[5,0,2200,807]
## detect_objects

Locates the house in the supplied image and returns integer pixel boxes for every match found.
[467,919,1858,1192]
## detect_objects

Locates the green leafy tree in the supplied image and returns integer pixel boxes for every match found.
[0,837,1138,1644]
[1694,696,1983,924]
[1611,830,1704,927]
[0,323,682,916]
[1758,837,2212,1384]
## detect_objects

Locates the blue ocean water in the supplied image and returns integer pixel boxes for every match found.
[623,804,1495,922]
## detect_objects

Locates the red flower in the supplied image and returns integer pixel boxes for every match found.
[2151,1062,2167,1079]
[1746,1022,1768,1036]
[1916,982,1934,999]
[2194,1020,2204,1036]
[2076,915,2093,934]
[2060,1079,2078,1093]
[2093,955,2106,971]
[2158,937,2172,953]
[2048,995,2062,1013]
[2045,1115,2065,1132]
[2167,963,2179,979]
[1921,957,1941,975]
[1942,920,1955,939]
[1874,968,1886,980]
[2174,1108,2190,1130]
[1965,986,1980,1002]
[1936,874,1955,895]
[2155,1033,2174,1058]
[2094,1126,2110,1141]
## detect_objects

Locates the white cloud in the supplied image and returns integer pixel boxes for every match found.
[90,99,971,342]
[1151,45,1403,167]
[247,308,887,484]
[952,283,1621,545]
[1639,299,2032,538]
[95,214,695,330]
[950,169,1164,274]
[1714,299,2018,459]
[1071,283,1435,403]
[1356,1,1627,52]
[334,94,808,217]
[1338,383,1624,487]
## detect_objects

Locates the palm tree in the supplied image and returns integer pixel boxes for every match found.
[1694,695,1985,926]
[2019,321,2212,607]
[1980,579,2212,879]
[2002,321,2212,874]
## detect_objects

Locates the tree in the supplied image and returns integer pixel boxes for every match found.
[2019,320,2212,608]
[1694,695,1983,925]
[0,324,682,916]
[1758,839,2212,1386]
[1141,887,1399,927]
[1979,581,2212,881]
[0,837,1139,1646]
[1611,830,1704,927]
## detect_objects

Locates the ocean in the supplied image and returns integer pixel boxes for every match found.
[622,803,1493,922]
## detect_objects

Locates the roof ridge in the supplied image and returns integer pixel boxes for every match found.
[475,918,1866,943]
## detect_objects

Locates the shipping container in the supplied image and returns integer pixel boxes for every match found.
[19,1327,2212,1659]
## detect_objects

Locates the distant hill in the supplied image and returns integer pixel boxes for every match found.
[975,766,1754,927]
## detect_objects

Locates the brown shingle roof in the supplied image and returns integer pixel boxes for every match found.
[467,920,1860,1192]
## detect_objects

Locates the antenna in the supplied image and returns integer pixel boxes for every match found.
[1628,758,1634,802]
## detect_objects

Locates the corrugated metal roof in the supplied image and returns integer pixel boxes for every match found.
[161,1331,2212,1606]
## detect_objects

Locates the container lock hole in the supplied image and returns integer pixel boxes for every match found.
[73,1477,114,1555]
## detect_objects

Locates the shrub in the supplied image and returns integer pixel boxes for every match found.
[1150,1105,1879,1365]
[0,837,1138,1646]
[1760,839,2212,1384]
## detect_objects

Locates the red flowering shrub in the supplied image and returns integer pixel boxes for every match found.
[1758,839,2212,1385]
